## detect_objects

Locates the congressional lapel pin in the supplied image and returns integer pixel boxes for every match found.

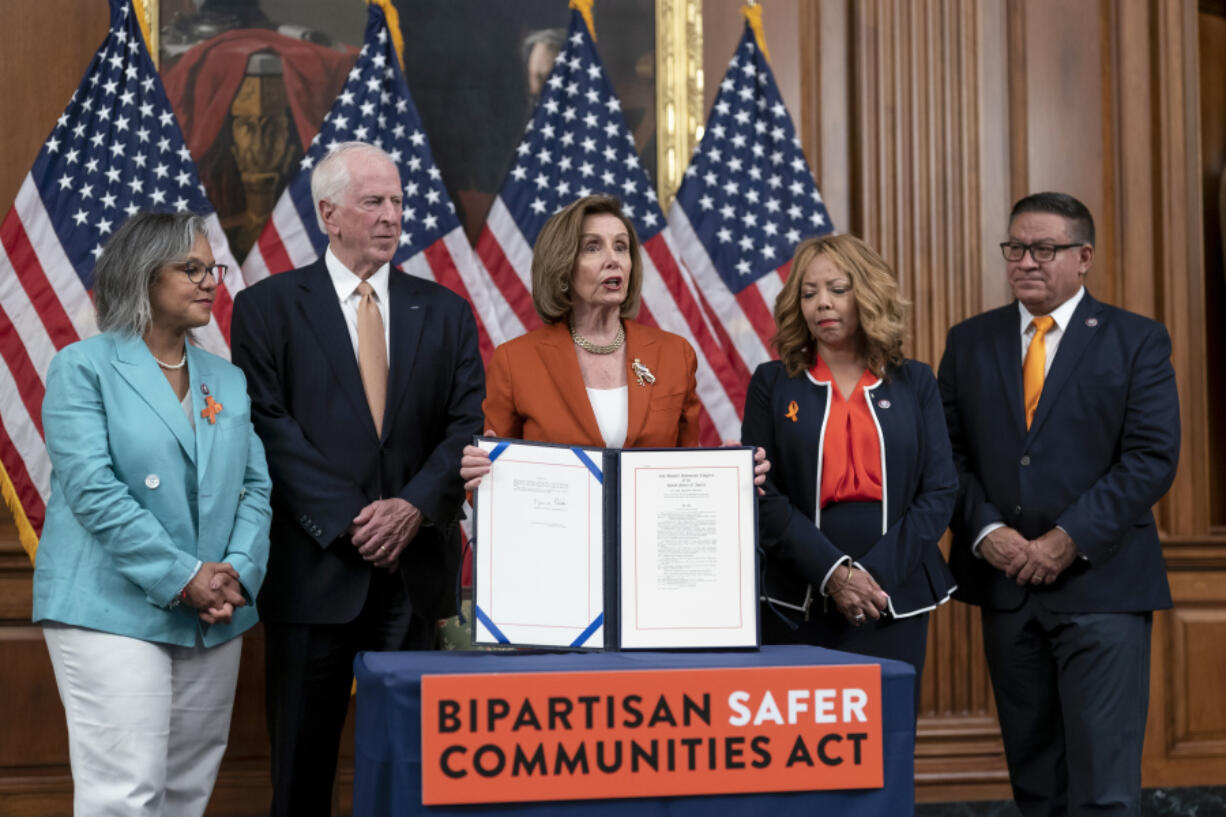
[631,358,655,387]
[785,400,799,423]
[878,399,891,409]
[1085,317,1098,327]
[200,384,224,425]
[145,474,160,489]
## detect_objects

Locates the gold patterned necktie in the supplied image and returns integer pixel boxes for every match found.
[355,281,387,436]
[1022,315,1056,429]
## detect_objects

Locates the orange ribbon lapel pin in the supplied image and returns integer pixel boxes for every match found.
[201,394,224,425]
[785,400,799,423]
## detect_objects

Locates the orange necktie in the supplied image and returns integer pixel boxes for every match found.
[356,281,387,436]
[1023,315,1055,428]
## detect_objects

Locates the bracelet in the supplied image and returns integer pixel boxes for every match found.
[829,562,854,596]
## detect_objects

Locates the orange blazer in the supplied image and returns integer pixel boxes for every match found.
[482,319,701,449]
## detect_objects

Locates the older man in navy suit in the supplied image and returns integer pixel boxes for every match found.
[938,192,1179,817]
[230,142,484,816]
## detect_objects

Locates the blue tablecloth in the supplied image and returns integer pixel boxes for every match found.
[353,645,914,816]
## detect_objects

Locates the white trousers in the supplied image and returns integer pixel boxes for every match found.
[42,623,243,817]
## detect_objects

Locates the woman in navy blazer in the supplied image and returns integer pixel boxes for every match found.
[742,234,956,688]
[33,213,271,816]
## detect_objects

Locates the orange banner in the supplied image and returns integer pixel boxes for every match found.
[420,664,883,805]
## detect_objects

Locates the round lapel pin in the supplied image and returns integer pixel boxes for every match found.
[877,399,891,409]
[1085,317,1098,327]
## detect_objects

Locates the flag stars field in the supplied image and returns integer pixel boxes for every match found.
[667,21,834,378]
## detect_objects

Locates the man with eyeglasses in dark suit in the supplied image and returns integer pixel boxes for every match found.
[938,192,1180,816]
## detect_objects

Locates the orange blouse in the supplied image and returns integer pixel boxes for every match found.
[811,357,884,508]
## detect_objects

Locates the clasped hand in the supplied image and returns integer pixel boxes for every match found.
[350,497,423,571]
[183,562,246,624]
[981,526,1077,586]
[827,564,889,626]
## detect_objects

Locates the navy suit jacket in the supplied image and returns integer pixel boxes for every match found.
[742,359,957,618]
[938,291,1179,612]
[230,258,485,625]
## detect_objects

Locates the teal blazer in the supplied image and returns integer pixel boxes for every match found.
[33,332,272,648]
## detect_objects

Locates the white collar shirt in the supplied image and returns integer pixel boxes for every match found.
[1017,285,1085,375]
[325,247,391,360]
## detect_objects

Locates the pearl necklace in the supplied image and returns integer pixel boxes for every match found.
[570,322,625,355]
[153,351,187,370]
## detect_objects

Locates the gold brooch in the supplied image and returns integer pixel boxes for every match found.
[631,358,655,386]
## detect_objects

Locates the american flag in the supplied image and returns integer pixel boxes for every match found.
[667,23,834,379]
[473,8,742,443]
[0,0,242,556]
[240,3,503,359]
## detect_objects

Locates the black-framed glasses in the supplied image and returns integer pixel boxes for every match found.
[174,261,227,284]
[999,242,1083,263]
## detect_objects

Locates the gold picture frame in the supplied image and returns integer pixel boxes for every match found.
[657,0,706,213]
[655,0,704,211]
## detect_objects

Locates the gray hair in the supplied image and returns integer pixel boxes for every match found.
[93,212,209,337]
[310,141,398,231]
[521,27,566,63]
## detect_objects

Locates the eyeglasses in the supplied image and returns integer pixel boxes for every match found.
[173,261,227,284]
[999,242,1083,263]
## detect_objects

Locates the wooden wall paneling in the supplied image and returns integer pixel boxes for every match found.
[800,0,853,232]
[0,2,110,213]
[1141,0,1225,788]
[851,0,985,363]
[1112,1,1157,318]
[0,627,69,766]
[1005,0,1027,205]
[978,1,1011,316]
[1018,0,1117,305]
[1202,9,1226,532]
[1147,568,1226,785]
[1167,587,1226,756]
[1150,0,1212,539]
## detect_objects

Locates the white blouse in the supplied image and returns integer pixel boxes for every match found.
[585,386,628,449]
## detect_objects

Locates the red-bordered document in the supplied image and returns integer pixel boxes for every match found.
[618,448,759,649]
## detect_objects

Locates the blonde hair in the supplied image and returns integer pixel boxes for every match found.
[530,195,643,324]
[772,234,908,378]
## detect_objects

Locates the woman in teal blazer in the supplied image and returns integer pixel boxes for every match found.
[33,212,271,817]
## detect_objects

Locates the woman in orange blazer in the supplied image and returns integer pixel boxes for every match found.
[479,310,701,449]
[462,194,755,487]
